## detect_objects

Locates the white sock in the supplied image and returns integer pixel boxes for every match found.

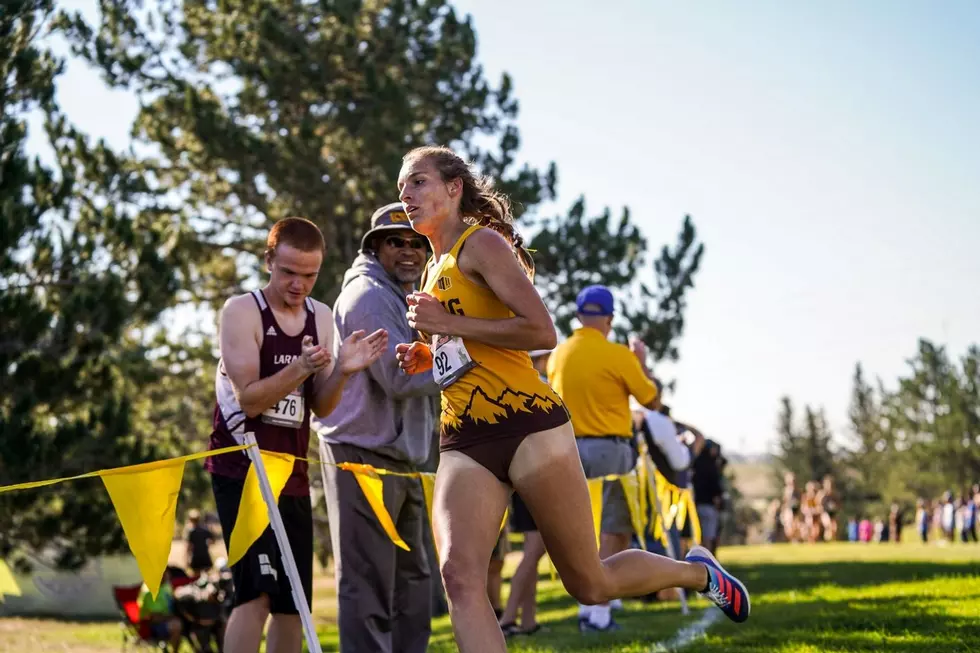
[610,598,623,610]
[590,603,612,628]
[578,603,593,620]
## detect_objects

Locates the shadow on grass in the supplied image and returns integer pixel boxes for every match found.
[725,560,980,593]
[698,592,980,653]
[425,591,980,653]
[421,559,980,652]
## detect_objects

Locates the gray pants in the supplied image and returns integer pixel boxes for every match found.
[320,440,432,653]
[576,437,636,535]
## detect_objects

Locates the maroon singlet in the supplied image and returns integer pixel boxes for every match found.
[205,289,318,496]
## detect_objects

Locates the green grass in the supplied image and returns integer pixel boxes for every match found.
[2,542,979,652]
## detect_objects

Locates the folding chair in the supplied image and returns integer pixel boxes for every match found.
[113,578,195,651]
[113,583,160,650]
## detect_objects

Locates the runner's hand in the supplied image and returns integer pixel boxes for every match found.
[395,342,433,375]
[407,292,450,334]
[300,335,332,374]
[337,328,388,374]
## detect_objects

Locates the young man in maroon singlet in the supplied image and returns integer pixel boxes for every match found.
[206,217,388,653]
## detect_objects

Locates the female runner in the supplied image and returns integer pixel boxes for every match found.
[394,146,749,651]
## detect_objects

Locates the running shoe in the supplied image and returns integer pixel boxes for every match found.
[685,545,750,623]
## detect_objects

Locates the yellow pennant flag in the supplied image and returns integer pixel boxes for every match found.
[587,478,604,549]
[101,459,185,599]
[646,465,660,536]
[227,451,294,566]
[637,458,649,533]
[653,510,665,545]
[419,473,438,558]
[0,559,21,600]
[420,473,436,523]
[620,474,646,551]
[685,491,702,544]
[351,470,410,551]
[676,490,688,530]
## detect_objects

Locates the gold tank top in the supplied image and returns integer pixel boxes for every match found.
[420,224,569,448]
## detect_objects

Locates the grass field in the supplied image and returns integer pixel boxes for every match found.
[2,542,979,652]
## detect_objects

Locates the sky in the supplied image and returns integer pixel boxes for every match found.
[35,0,980,456]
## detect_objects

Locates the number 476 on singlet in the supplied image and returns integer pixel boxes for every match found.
[261,390,305,428]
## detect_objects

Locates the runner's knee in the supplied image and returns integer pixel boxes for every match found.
[564,578,608,606]
[440,555,487,602]
[559,567,613,605]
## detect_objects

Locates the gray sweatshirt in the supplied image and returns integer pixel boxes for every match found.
[313,253,439,466]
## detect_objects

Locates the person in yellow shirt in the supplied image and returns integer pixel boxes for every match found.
[138,569,183,652]
[546,285,660,632]
[394,145,750,653]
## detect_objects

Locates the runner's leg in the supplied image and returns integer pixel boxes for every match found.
[509,423,708,602]
[434,451,512,653]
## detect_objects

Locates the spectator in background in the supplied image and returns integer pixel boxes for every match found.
[957,491,975,542]
[941,491,955,542]
[968,486,980,543]
[174,574,226,651]
[546,285,661,633]
[858,516,873,543]
[915,498,930,543]
[889,503,903,544]
[633,405,698,603]
[185,509,215,576]
[800,481,821,543]
[690,437,724,555]
[315,203,439,653]
[639,403,696,483]
[818,476,840,542]
[847,516,859,543]
[139,569,183,653]
[873,517,887,543]
[781,473,801,543]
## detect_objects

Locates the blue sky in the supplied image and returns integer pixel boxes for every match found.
[36,1,980,455]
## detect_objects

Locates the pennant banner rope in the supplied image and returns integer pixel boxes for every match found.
[0,443,698,598]
[0,444,251,495]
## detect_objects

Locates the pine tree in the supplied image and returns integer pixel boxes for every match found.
[1,1,183,569]
[771,396,803,488]
[800,406,835,483]
[60,0,557,306]
[531,202,704,362]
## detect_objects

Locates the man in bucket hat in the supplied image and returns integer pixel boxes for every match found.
[314,203,440,653]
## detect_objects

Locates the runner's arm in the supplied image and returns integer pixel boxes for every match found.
[219,295,318,418]
[415,229,556,350]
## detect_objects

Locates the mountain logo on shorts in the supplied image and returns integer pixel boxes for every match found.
[442,386,562,436]
[437,276,452,291]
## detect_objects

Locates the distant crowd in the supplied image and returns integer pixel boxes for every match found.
[764,472,980,545]
[914,488,980,544]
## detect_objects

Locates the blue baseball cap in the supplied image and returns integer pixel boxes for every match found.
[575,285,615,316]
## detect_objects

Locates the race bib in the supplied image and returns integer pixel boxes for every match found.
[431,335,477,389]
[261,389,305,428]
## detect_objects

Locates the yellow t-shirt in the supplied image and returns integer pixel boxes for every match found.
[547,327,657,438]
[420,224,568,446]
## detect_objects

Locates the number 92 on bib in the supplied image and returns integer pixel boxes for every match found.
[431,335,477,389]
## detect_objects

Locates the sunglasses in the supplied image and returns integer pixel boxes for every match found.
[384,235,426,250]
